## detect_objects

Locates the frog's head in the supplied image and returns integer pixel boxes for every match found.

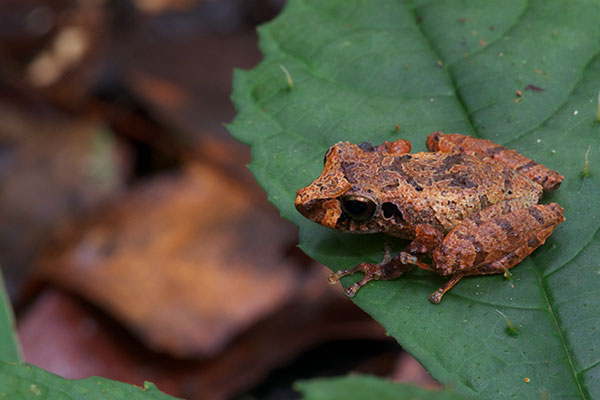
[295,141,411,235]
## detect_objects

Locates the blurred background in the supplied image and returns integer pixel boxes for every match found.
[0,0,438,398]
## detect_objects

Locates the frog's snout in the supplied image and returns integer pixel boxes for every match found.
[295,189,342,229]
[294,188,315,219]
[295,169,352,229]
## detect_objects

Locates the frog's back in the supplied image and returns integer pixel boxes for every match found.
[381,152,543,233]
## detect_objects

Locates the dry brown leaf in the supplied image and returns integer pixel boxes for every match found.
[34,161,320,357]
[18,290,153,388]
[19,284,385,400]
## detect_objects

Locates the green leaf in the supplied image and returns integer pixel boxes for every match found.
[228,0,600,398]
[0,272,21,362]
[0,362,180,399]
[296,375,469,400]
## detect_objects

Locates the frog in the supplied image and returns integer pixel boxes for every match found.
[295,132,564,303]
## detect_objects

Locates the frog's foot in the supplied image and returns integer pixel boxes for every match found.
[428,274,464,304]
[329,262,385,297]
[328,244,412,297]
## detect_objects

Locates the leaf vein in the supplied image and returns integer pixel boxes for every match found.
[532,264,587,399]
[403,2,476,137]
[542,224,600,280]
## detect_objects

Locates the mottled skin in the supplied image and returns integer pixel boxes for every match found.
[295,132,564,303]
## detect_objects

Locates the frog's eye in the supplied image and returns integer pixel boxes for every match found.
[340,195,377,221]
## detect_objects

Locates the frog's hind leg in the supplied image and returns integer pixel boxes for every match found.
[429,201,564,303]
[433,223,558,303]
[429,221,558,303]
[463,223,559,277]
[396,254,465,304]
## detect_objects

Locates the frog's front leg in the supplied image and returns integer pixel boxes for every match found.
[328,224,442,296]
[328,243,413,297]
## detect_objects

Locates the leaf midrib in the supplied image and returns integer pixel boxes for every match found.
[403,1,587,397]
[404,1,478,138]
[534,264,586,398]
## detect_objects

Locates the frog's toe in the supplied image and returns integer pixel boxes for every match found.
[341,266,382,297]
[328,272,341,284]
[343,279,371,297]
[343,284,359,297]
[428,290,444,304]
[328,262,383,296]
[399,251,436,272]
[428,273,464,304]
[328,264,363,284]
[400,252,418,265]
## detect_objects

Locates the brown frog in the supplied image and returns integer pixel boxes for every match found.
[295,132,564,303]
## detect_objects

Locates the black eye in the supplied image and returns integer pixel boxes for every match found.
[341,195,377,221]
